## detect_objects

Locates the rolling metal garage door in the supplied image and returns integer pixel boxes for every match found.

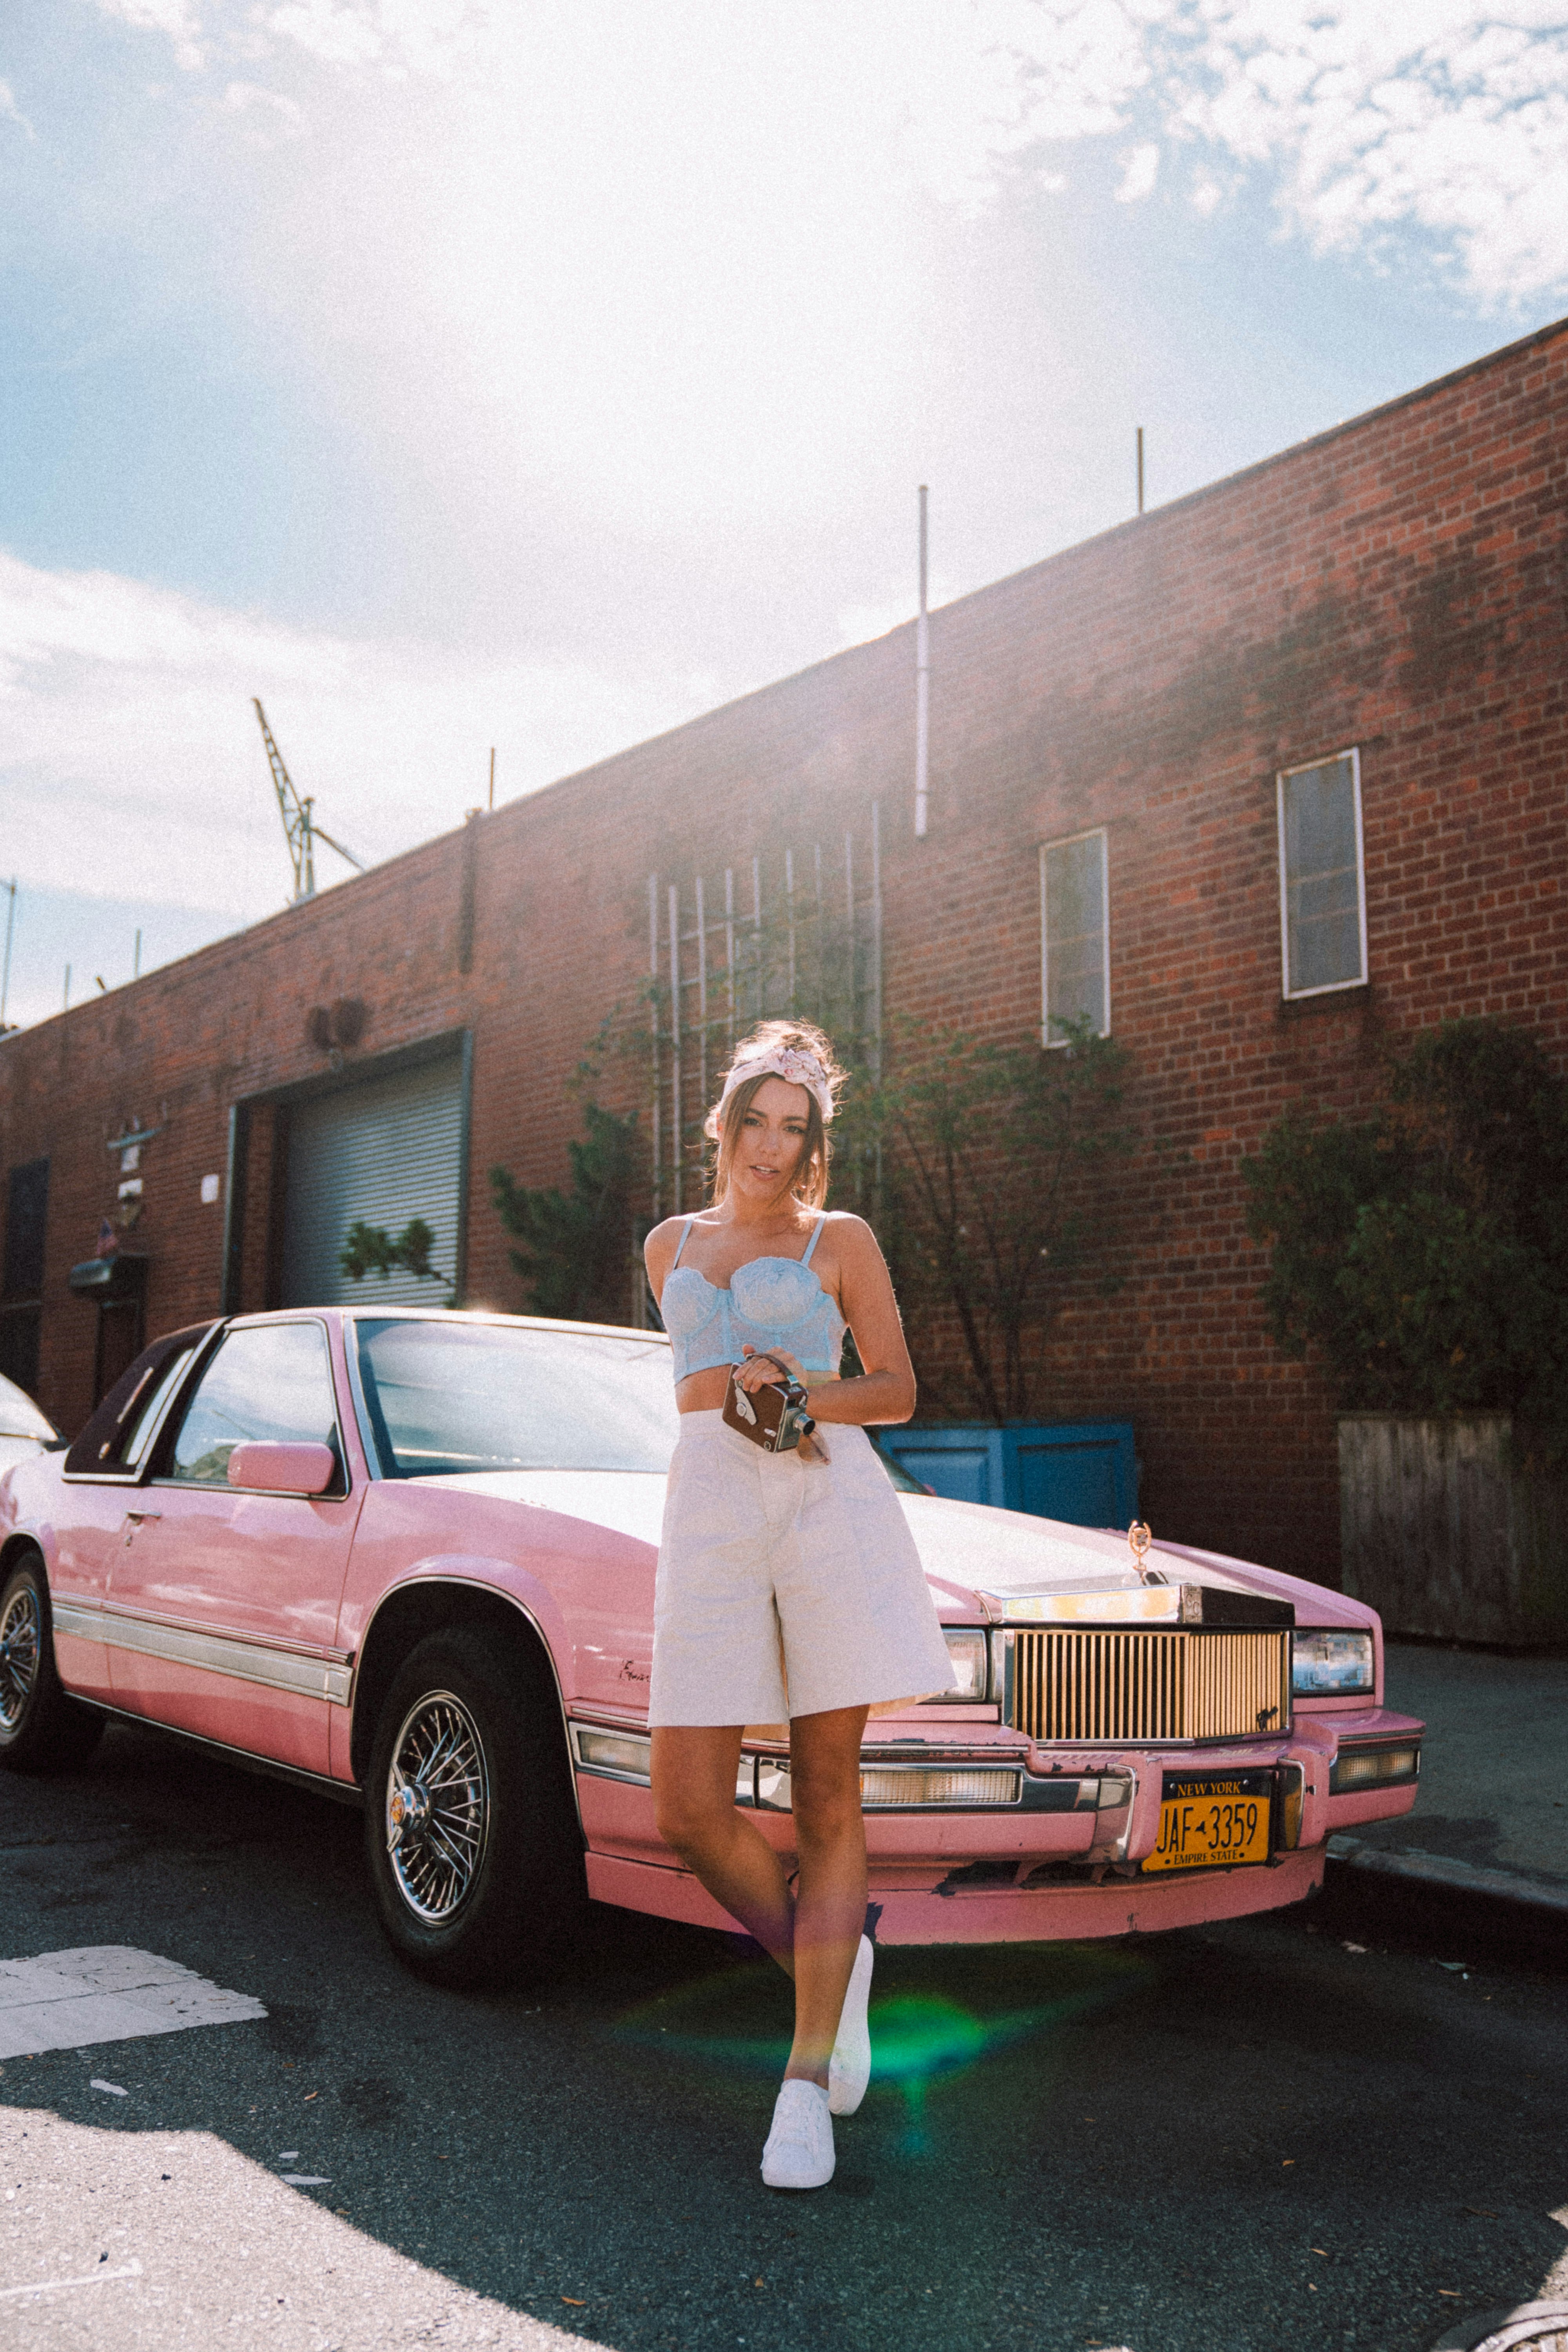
[280,1055,464,1309]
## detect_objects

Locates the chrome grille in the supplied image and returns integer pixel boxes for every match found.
[1007,1628,1292,1744]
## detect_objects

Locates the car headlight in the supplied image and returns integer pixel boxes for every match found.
[860,1766,1020,1807]
[1292,1630,1374,1696]
[1330,1743,1419,1794]
[927,1626,988,1701]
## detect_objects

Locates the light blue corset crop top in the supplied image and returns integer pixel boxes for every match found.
[661,1214,847,1383]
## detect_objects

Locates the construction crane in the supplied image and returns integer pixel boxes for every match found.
[252,698,367,903]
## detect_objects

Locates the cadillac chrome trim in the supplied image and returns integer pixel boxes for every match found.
[51,1599,354,1706]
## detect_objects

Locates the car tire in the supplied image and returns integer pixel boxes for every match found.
[0,1552,105,1773]
[363,1625,585,1989]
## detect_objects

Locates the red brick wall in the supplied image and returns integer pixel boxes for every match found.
[4,314,1564,1580]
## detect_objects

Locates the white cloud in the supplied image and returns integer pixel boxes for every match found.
[0,79,36,138]
[221,80,305,138]
[0,549,715,915]
[1189,164,1225,214]
[1115,138,1160,200]
[1166,2,1568,301]
[89,0,205,72]
[261,2,390,72]
[262,0,477,76]
[83,2,1568,307]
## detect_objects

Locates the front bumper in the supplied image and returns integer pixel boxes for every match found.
[572,1704,1424,1942]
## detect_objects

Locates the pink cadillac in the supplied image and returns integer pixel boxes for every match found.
[0,1308,1423,1982]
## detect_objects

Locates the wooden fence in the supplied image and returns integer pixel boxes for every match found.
[1338,1414,1568,1647]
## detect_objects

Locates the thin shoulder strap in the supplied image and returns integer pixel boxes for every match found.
[800,1212,827,1267]
[670,1216,696,1269]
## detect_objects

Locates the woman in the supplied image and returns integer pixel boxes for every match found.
[644,1020,954,2190]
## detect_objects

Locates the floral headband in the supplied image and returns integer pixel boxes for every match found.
[718,1047,835,1123]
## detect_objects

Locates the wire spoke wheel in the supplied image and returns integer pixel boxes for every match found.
[383,1689,490,1925]
[365,1625,583,1986]
[0,1585,41,1733]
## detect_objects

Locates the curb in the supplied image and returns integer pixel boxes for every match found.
[1327,1836,1568,1920]
[1431,2298,1568,2350]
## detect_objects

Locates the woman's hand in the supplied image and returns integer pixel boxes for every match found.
[735,1345,806,1394]
[736,1347,831,1463]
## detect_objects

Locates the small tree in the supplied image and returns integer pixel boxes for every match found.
[858,1018,1134,1423]
[340,1216,453,1301]
[1243,1019,1568,1448]
[490,1102,642,1325]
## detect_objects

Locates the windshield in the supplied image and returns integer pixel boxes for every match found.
[869,1441,932,1495]
[354,1318,682,1477]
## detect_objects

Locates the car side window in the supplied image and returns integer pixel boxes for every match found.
[164,1323,343,1490]
[122,1347,198,1471]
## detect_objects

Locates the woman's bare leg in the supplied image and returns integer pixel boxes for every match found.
[652,1726,796,1965]
[782,1704,869,2087]
[652,1709,869,2092]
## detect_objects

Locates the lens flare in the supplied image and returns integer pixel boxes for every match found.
[606,1942,1150,2158]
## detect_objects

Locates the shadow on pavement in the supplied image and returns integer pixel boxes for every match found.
[2,1718,1565,2352]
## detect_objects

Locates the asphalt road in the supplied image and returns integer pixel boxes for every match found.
[2,1720,1564,2352]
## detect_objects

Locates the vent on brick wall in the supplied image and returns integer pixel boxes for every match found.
[647,809,882,1217]
[306,999,370,1055]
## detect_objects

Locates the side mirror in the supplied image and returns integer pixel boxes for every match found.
[226,1441,338,1496]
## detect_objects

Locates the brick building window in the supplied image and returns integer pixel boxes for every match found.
[1276,750,1367,998]
[1040,829,1109,1044]
[0,1155,49,1399]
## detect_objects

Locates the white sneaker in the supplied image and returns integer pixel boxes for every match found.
[760,2079,835,2189]
[828,1933,874,2116]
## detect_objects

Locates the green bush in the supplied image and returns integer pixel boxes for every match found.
[1243,1020,1568,1444]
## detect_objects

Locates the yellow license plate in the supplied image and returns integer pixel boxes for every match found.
[1143,1773,1272,1873]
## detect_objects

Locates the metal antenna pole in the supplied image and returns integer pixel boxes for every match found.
[0,879,15,1030]
[488,748,495,812]
[1137,427,1145,515]
[915,485,930,838]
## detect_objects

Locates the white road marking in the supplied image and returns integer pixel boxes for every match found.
[0,2257,144,2301]
[0,1948,265,2059]
[90,2078,128,2096]
[281,2174,331,2186]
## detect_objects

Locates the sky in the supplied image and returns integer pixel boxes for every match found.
[3,1,1568,1028]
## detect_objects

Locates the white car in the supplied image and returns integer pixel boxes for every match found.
[0,1372,59,1479]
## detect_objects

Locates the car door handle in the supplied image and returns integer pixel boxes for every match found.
[123,1510,161,1523]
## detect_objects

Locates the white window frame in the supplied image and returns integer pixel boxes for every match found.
[1276,747,1368,1001]
[1040,826,1111,1048]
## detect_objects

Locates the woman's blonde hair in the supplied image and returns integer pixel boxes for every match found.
[705,1020,846,1209]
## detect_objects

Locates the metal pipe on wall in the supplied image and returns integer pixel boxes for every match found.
[668,884,682,1212]
[648,875,661,1218]
[915,484,930,839]
[0,880,15,1029]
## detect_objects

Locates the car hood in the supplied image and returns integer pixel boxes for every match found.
[408,1469,1360,1622]
[409,1470,671,1549]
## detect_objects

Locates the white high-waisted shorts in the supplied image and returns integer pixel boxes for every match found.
[648,1410,957,1727]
